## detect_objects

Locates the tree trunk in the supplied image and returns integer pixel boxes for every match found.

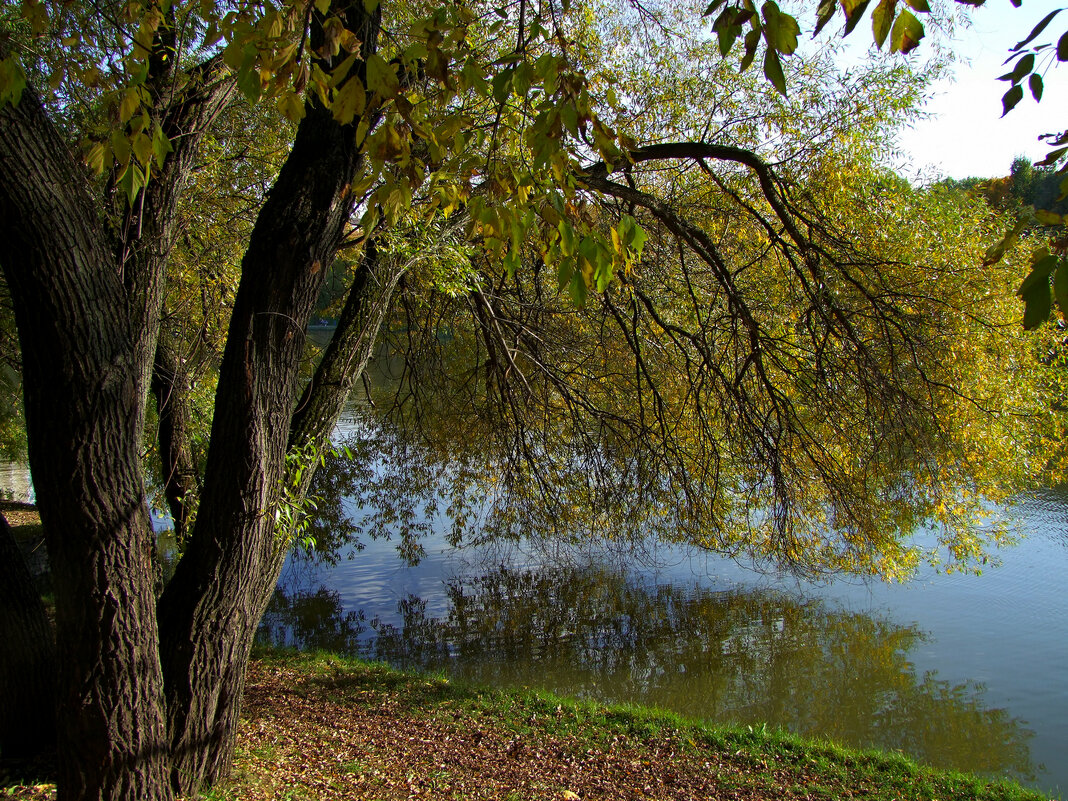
[0,512,56,758]
[155,4,382,794]
[0,83,173,801]
[151,335,202,544]
[288,239,405,490]
[2,2,385,795]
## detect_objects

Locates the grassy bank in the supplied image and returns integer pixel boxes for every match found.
[0,649,1056,800]
[217,650,1051,801]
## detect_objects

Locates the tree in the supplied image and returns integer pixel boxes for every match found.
[0,1,1059,800]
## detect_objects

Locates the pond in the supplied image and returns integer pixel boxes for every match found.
[254,404,1068,797]
[3,407,1066,796]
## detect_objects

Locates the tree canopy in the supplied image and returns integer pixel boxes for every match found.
[0,0,1065,800]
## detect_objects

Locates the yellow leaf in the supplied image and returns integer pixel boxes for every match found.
[84,140,107,174]
[277,91,306,123]
[110,130,131,166]
[132,132,153,166]
[119,88,140,123]
[332,79,366,124]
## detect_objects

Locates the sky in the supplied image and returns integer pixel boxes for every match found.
[893,1,1068,181]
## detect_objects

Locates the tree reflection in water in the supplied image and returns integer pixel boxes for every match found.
[258,561,1035,784]
[256,377,1039,787]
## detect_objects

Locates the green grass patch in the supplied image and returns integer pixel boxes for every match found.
[243,647,1055,801]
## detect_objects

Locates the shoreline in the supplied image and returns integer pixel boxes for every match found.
[1,650,1055,800]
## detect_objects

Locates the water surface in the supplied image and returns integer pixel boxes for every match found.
[259,482,1068,796]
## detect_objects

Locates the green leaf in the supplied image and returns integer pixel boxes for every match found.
[761,2,799,54]
[1054,261,1068,319]
[983,216,1028,266]
[871,0,895,49]
[84,140,107,174]
[559,101,579,136]
[110,130,131,166]
[1018,254,1056,329]
[1021,281,1050,329]
[119,88,141,123]
[1037,146,1068,167]
[1001,84,1024,116]
[1012,9,1060,52]
[366,53,400,99]
[1020,253,1056,293]
[503,244,521,278]
[618,215,642,249]
[889,9,924,53]
[1009,53,1035,83]
[628,222,648,257]
[813,0,836,36]
[512,61,532,98]
[150,122,170,169]
[717,23,742,56]
[132,132,153,167]
[236,58,262,103]
[491,67,514,104]
[763,47,786,96]
[842,0,871,36]
[558,220,577,257]
[1034,208,1062,225]
[1059,30,1068,61]
[703,0,728,16]
[119,161,145,206]
[740,29,761,72]
[1029,72,1044,102]
[0,56,27,106]
[569,269,588,307]
[557,260,573,292]
[902,0,929,11]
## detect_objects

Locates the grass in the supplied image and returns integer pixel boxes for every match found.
[199,647,1057,801]
[1,646,1057,800]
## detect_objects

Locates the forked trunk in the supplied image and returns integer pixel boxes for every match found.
[157,6,381,792]
[151,336,202,544]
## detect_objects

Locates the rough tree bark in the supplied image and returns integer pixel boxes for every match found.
[154,2,383,793]
[288,239,406,486]
[0,77,173,801]
[0,31,237,801]
[0,0,389,794]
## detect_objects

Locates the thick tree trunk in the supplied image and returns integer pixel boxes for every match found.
[3,3,384,795]
[0,512,56,758]
[155,4,382,794]
[0,84,173,801]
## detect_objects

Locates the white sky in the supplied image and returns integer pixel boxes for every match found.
[893,1,1068,180]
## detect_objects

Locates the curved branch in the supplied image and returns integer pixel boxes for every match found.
[587,141,809,252]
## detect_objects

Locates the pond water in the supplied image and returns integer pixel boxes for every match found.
[250,404,1068,797]
[4,412,1066,796]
